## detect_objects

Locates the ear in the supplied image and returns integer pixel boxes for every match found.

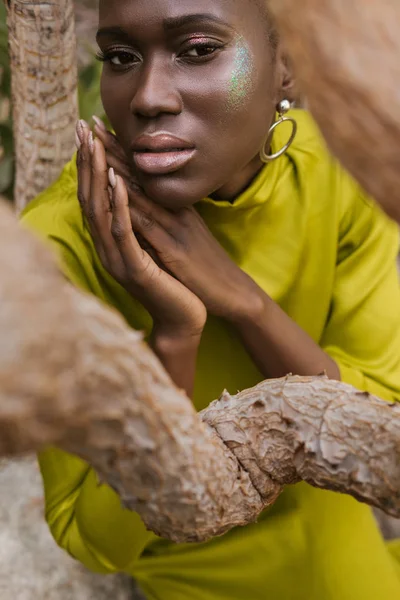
[275,47,297,105]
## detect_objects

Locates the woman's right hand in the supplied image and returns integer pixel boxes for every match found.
[75,121,206,346]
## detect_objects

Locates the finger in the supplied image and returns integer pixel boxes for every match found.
[105,150,132,180]
[110,172,147,274]
[78,131,107,264]
[92,119,127,163]
[129,203,174,255]
[127,184,176,232]
[89,138,121,267]
[76,120,91,214]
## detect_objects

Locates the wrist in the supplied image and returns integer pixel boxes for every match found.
[151,324,203,355]
[150,326,202,397]
[228,283,268,327]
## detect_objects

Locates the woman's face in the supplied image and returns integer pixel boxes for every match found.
[98,0,285,208]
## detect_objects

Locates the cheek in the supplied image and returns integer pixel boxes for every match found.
[194,43,258,125]
[185,48,274,169]
[226,39,257,113]
[188,41,272,148]
[100,74,132,147]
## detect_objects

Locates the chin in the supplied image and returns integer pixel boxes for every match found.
[137,174,207,209]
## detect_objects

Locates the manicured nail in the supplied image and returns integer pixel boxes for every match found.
[108,167,117,189]
[88,131,95,154]
[92,115,106,131]
[75,130,81,150]
[76,120,84,143]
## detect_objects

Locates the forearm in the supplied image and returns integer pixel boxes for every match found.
[231,291,340,380]
[150,328,201,398]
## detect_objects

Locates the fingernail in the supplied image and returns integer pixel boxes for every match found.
[108,167,117,189]
[76,120,84,143]
[88,131,95,154]
[92,115,106,131]
[79,119,89,130]
[75,130,81,150]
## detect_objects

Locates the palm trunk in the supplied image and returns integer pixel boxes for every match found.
[6,0,78,211]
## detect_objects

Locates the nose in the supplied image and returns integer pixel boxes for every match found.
[130,57,182,119]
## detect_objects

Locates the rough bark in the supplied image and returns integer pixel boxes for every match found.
[267,0,400,223]
[0,201,398,543]
[6,0,78,211]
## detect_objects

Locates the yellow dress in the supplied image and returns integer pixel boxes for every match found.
[22,110,400,599]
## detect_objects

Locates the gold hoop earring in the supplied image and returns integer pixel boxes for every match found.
[260,99,297,163]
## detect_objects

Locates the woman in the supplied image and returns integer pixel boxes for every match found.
[22,0,400,598]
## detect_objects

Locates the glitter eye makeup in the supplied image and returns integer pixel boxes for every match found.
[227,37,255,111]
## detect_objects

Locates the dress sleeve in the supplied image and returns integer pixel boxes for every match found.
[21,178,154,573]
[321,190,400,402]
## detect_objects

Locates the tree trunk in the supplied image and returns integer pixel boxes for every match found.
[267,0,400,223]
[1,200,399,543]
[6,0,78,211]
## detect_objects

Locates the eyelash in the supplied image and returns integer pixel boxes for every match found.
[181,41,223,60]
[95,49,137,69]
[96,41,224,71]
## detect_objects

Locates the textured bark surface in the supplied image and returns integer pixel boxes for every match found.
[267,0,400,222]
[6,0,78,211]
[0,201,398,543]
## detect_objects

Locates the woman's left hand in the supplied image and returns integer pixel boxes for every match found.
[93,119,263,323]
[129,190,263,322]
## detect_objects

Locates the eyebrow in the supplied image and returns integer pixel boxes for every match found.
[96,14,234,43]
[163,13,234,31]
[96,27,132,42]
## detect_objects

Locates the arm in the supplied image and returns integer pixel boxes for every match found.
[228,291,340,380]
[118,176,339,381]
[121,171,400,394]
[100,125,399,393]
[150,329,201,398]
[76,122,205,398]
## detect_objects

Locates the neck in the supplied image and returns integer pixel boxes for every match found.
[211,154,265,202]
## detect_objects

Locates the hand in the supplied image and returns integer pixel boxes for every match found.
[94,118,262,322]
[92,118,164,266]
[75,120,206,341]
[99,132,263,323]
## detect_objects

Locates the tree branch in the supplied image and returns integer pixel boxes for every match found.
[0,201,398,543]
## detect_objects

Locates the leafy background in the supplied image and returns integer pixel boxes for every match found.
[0,0,102,201]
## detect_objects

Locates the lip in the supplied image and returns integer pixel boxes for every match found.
[131,132,196,175]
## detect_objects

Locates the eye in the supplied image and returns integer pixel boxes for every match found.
[109,51,137,66]
[184,44,219,58]
[179,39,225,63]
[96,49,139,70]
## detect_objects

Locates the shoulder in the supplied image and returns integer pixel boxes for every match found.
[284,108,329,160]
[283,109,378,225]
